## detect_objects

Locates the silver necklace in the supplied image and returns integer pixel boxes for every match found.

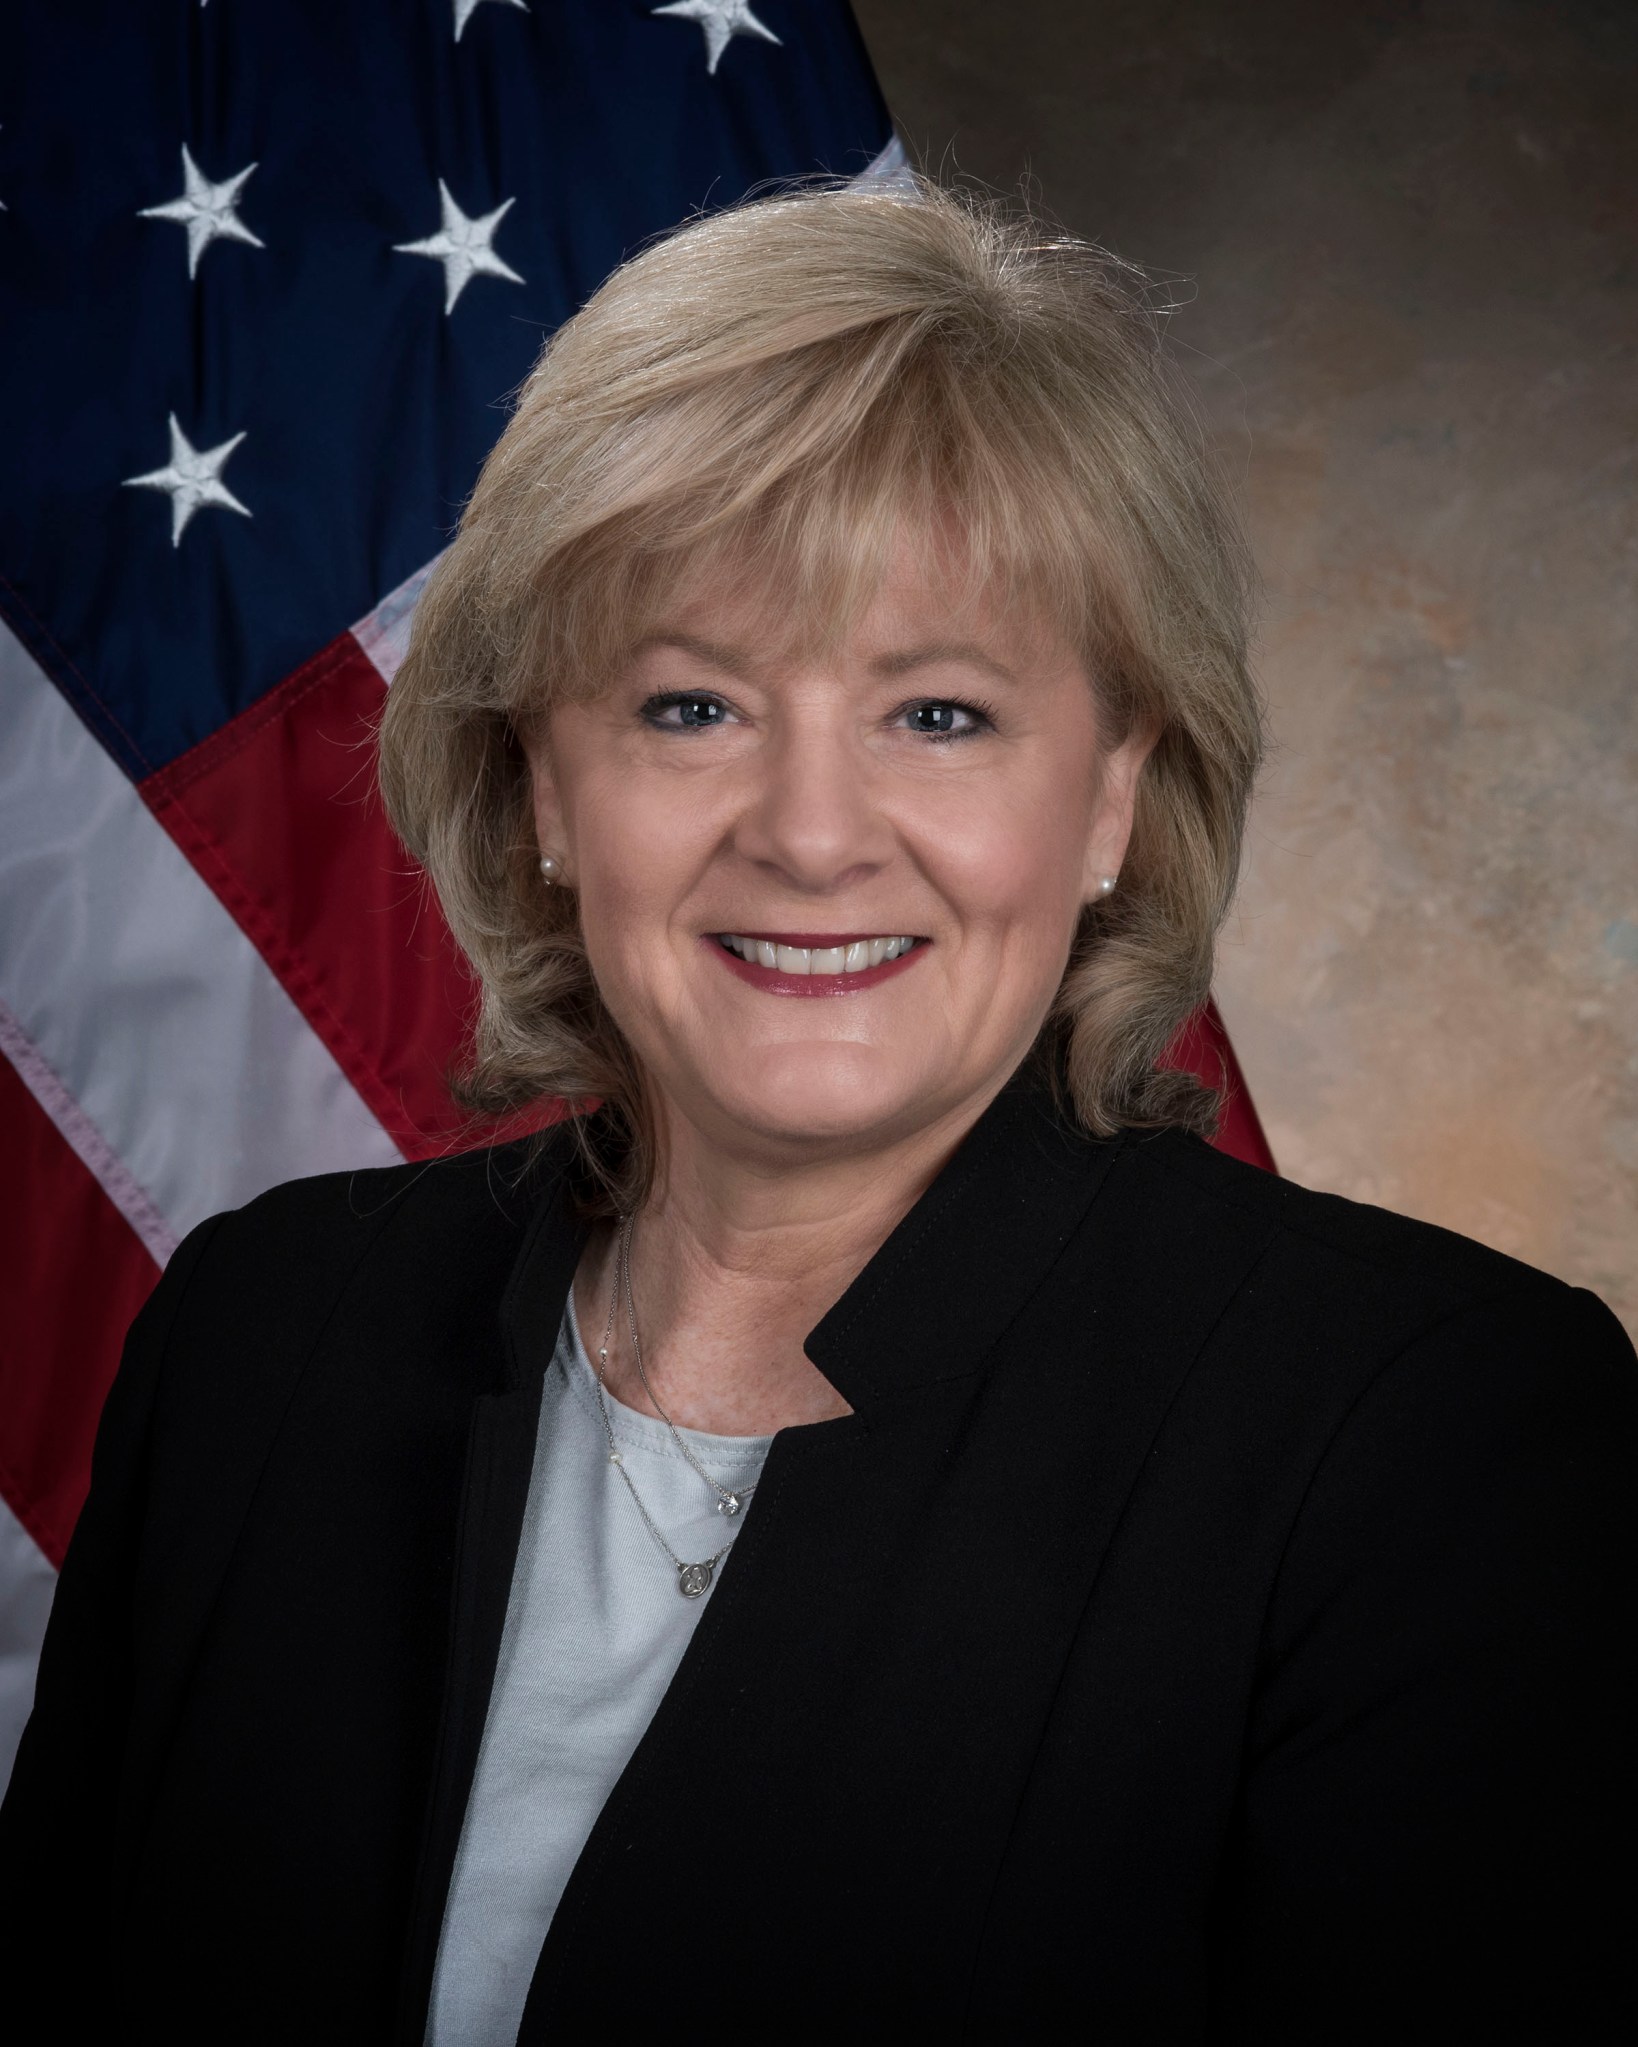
[619,1216,755,1521]
[589,1216,755,1599]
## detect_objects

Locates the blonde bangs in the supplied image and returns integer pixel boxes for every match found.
[498,355,1113,719]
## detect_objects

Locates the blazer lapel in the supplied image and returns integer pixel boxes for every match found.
[516,1079,1282,2022]
[803,1065,1129,1409]
[394,1160,586,2044]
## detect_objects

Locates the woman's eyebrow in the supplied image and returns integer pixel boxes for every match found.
[871,641,1019,685]
[630,631,755,678]
[629,632,1020,686]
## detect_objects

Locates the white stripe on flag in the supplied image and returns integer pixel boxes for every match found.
[856,133,911,186]
[0,618,404,1245]
[0,997,180,1268]
[353,555,441,686]
[0,1497,57,1791]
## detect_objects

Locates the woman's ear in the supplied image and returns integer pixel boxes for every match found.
[1081,720,1159,903]
[520,715,571,873]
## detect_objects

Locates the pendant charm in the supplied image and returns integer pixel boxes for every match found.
[716,1493,741,1517]
[677,1561,714,1598]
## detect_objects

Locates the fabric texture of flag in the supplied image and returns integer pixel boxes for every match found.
[0,0,1271,1792]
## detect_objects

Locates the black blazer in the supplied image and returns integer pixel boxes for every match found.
[3,1074,1635,2042]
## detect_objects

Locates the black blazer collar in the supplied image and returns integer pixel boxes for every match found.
[492,1067,1127,1416]
[495,1146,589,1391]
[804,1067,1128,1413]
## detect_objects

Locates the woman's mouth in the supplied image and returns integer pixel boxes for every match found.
[707,932,929,995]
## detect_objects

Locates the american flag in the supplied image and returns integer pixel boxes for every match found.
[0,0,1270,1791]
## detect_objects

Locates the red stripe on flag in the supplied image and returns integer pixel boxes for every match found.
[1160,998,1276,1171]
[141,633,478,1157]
[0,1051,162,1566]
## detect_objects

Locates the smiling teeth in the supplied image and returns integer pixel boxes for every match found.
[720,935,918,973]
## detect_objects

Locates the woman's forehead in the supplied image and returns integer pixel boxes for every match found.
[624,528,1072,679]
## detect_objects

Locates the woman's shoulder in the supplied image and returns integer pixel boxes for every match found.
[145,1126,577,1373]
[1117,1124,1634,1380]
[1114,1131,1637,1633]
[213,1128,567,1260]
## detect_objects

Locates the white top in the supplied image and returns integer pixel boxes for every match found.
[426,1296,773,2046]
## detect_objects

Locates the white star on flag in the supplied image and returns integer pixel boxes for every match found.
[123,413,252,546]
[652,0,781,75]
[453,0,529,40]
[393,180,525,315]
[139,145,265,280]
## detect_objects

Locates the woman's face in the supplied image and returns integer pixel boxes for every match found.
[526,540,1154,1170]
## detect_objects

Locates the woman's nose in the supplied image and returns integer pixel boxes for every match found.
[732,712,891,891]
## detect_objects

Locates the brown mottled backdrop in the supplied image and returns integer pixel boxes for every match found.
[853,0,1638,1332]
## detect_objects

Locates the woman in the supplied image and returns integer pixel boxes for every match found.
[3,179,1633,2043]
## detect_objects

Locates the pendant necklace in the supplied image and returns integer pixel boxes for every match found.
[590,1215,758,1598]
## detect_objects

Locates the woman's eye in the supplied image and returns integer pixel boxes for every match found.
[642,692,731,730]
[901,700,991,740]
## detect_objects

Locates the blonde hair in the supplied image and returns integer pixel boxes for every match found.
[380,175,1263,1210]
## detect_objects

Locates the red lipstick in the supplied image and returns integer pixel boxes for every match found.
[704,934,929,998]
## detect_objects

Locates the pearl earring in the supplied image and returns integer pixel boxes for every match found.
[538,853,563,885]
[1097,873,1118,896]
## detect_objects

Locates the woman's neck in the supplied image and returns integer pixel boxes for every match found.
[574,1095,993,1435]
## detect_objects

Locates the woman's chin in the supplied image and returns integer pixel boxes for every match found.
[684,1044,958,1156]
